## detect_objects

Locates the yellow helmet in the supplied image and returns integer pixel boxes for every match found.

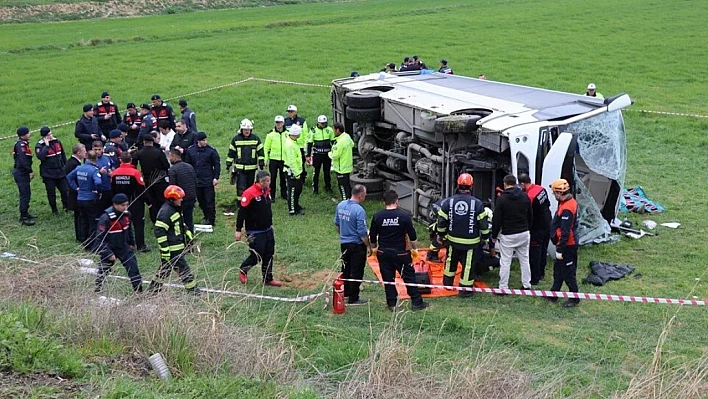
[550,179,570,194]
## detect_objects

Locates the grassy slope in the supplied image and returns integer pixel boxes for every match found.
[0,0,707,396]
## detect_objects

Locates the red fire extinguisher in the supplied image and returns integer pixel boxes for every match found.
[333,274,345,314]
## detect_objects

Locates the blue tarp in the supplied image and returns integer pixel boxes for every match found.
[620,186,665,213]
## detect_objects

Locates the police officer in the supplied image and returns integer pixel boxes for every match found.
[67,149,107,248]
[94,92,121,137]
[103,129,124,167]
[171,119,197,154]
[34,126,69,216]
[547,179,580,308]
[329,122,354,200]
[178,99,197,133]
[13,126,36,226]
[436,173,490,297]
[65,143,86,242]
[584,83,604,99]
[150,94,176,131]
[94,193,144,293]
[264,115,287,201]
[132,135,170,223]
[226,119,264,202]
[147,185,198,294]
[519,173,551,285]
[370,190,429,311]
[168,148,197,234]
[123,102,142,148]
[92,141,114,210]
[112,152,150,252]
[137,103,157,148]
[75,104,104,148]
[184,132,220,226]
[234,170,283,287]
[307,115,334,194]
[283,125,304,216]
[284,105,308,184]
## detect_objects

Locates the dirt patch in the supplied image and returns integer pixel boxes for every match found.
[0,371,85,398]
[85,353,153,379]
[284,268,338,290]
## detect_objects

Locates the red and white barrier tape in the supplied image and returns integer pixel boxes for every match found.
[339,278,707,307]
[628,108,708,119]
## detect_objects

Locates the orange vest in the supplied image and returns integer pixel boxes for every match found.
[553,197,578,247]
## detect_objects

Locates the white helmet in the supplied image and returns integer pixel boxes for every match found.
[240,119,253,130]
[274,115,285,123]
[289,125,302,137]
[317,115,328,123]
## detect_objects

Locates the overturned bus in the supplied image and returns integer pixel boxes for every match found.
[330,71,632,244]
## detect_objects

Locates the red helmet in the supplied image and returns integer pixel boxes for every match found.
[164,185,185,200]
[457,173,473,187]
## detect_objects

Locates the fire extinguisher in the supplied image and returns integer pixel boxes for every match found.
[333,274,345,314]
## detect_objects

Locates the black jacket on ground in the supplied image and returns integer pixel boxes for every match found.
[168,160,197,201]
[184,144,220,187]
[492,186,533,238]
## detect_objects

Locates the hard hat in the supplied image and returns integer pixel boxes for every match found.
[457,173,473,187]
[550,179,570,194]
[317,115,328,123]
[274,115,285,123]
[240,119,253,130]
[164,185,186,200]
[287,105,297,112]
[587,83,596,90]
[289,125,302,137]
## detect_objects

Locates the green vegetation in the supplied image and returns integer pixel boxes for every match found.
[0,0,707,397]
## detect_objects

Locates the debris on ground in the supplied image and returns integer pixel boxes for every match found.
[582,260,636,286]
[620,186,665,214]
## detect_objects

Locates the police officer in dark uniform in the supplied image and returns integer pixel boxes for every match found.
[75,104,104,148]
[94,92,121,138]
[150,94,176,131]
[112,152,150,252]
[103,129,124,167]
[137,103,157,148]
[132,135,170,223]
[13,126,36,226]
[436,173,490,297]
[94,193,144,293]
[234,170,283,287]
[370,190,429,311]
[226,119,264,202]
[123,103,142,148]
[67,149,107,248]
[184,132,220,226]
[35,126,69,216]
[178,99,198,133]
[65,143,86,242]
[117,123,130,153]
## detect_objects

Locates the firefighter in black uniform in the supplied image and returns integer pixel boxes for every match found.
[123,102,142,148]
[131,135,170,223]
[137,103,157,148]
[234,170,283,286]
[150,94,176,131]
[75,104,104,147]
[103,129,124,167]
[226,119,264,202]
[13,126,36,226]
[94,92,121,138]
[369,190,429,311]
[147,185,198,294]
[112,152,150,252]
[35,126,69,216]
[426,198,445,262]
[436,173,490,297]
[94,193,144,293]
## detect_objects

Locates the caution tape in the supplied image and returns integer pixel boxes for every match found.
[251,77,330,88]
[628,109,708,119]
[339,278,707,307]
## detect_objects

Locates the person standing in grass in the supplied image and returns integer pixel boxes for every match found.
[226,118,265,203]
[35,126,69,217]
[75,104,104,148]
[112,152,150,253]
[13,126,36,226]
[283,124,305,216]
[284,105,308,184]
[178,99,198,133]
[334,184,372,306]
[184,132,220,227]
[306,115,335,194]
[547,179,580,308]
[329,122,354,201]
[65,143,86,242]
[264,115,288,202]
[94,91,121,138]
[519,173,551,285]
[123,102,142,148]
[168,148,197,234]
[67,149,107,249]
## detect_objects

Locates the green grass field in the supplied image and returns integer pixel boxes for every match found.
[1,0,707,397]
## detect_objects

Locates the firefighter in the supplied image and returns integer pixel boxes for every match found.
[75,104,104,148]
[94,92,121,137]
[547,179,580,308]
[112,152,150,252]
[329,122,354,201]
[35,126,69,216]
[94,193,143,293]
[426,198,446,262]
[66,149,107,248]
[13,126,36,226]
[150,94,176,131]
[519,173,551,285]
[226,119,264,202]
[283,125,304,216]
[137,103,157,148]
[184,132,220,226]
[123,102,142,148]
[103,129,124,167]
[436,173,490,297]
[369,190,429,311]
[131,134,170,223]
[306,115,335,194]
[284,105,308,184]
[178,99,198,133]
[264,115,287,201]
[234,170,283,287]
[147,185,199,294]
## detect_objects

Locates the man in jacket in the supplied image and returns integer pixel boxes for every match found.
[132,135,170,223]
[94,92,121,137]
[283,125,304,216]
[226,119,264,202]
[147,185,198,294]
[158,120,175,157]
[75,104,104,148]
[436,173,490,297]
[67,150,107,248]
[329,122,354,201]
[94,193,143,293]
[137,104,157,148]
[548,179,580,308]
[123,102,142,148]
[234,170,282,287]
[112,152,150,252]
[35,126,69,216]
[284,105,308,184]
[178,99,198,133]
[306,115,334,194]
[171,119,197,154]
[492,175,533,291]
[65,143,86,241]
[519,173,552,285]
[264,115,287,201]
[103,129,124,168]
[168,148,197,233]
[184,132,220,226]
[13,126,36,226]
[150,94,176,131]
[334,184,372,305]
[92,141,114,210]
